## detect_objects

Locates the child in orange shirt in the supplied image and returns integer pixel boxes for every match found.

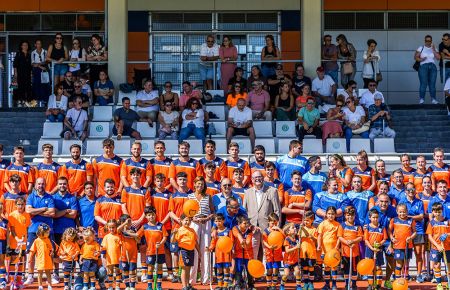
[118,214,140,290]
[204,162,221,196]
[262,213,283,289]
[231,215,255,289]
[80,227,101,290]
[339,206,363,290]
[57,227,80,290]
[0,203,8,287]
[281,222,301,290]
[388,203,416,280]
[317,206,343,290]
[364,209,387,289]
[171,214,199,290]
[101,219,123,290]
[29,223,53,290]
[299,211,318,290]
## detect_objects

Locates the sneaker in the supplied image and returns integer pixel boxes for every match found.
[296,285,303,290]
[38,287,44,290]
[115,286,120,290]
[432,99,439,104]
[431,278,438,283]
[51,274,60,284]
[24,275,34,285]
[167,273,174,281]
[331,286,338,290]
[416,274,425,283]
[82,287,88,290]
[419,98,425,104]
[47,286,52,290]
[64,287,69,290]
[172,276,181,283]
[384,280,393,289]
[279,286,285,290]
[437,283,444,290]
[90,287,96,290]
[141,275,147,283]
[108,287,113,290]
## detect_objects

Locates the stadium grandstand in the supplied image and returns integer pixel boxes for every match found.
[0,0,449,289]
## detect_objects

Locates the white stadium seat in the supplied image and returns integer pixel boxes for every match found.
[164,140,179,155]
[89,122,110,138]
[350,138,372,153]
[275,121,297,138]
[303,139,324,154]
[232,138,251,154]
[37,139,61,155]
[206,90,224,98]
[117,90,137,105]
[92,106,113,121]
[374,138,396,153]
[277,138,295,154]
[136,122,157,138]
[62,140,83,154]
[253,121,273,137]
[185,139,203,154]
[113,139,131,155]
[207,122,226,138]
[136,139,155,154]
[86,139,104,155]
[326,138,346,153]
[213,139,227,155]
[358,89,368,98]
[255,139,275,154]
[42,122,63,139]
[205,105,226,121]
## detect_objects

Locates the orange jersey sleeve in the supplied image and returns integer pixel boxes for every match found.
[92,155,123,196]
[341,224,363,257]
[283,188,312,224]
[58,240,81,262]
[426,219,450,250]
[61,160,93,196]
[34,162,63,192]
[283,236,299,266]
[142,223,167,255]
[120,158,153,187]
[4,164,35,193]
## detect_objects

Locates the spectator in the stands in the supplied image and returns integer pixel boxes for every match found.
[247,65,268,92]
[113,97,142,140]
[337,34,357,88]
[79,74,92,100]
[179,98,206,146]
[275,82,295,121]
[445,76,450,115]
[46,33,69,86]
[46,83,68,122]
[227,67,247,93]
[291,63,312,98]
[248,80,272,120]
[415,35,440,105]
[267,63,292,103]
[226,83,248,108]
[295,84,312,111]
[227,98,255,149]
[322,34,339,84]
[219,35,238,92]
[343,96,369,151]
[136,79,159,127]
[93,69,114,105]
[63,96,88,141]
[31,39,50,105]
[69,81,90,110]
[340,80,358,101]
[439,33,450,82]
[312,66,336,108]
[298,96,321,140]
[360,79,385,109]
[86,33,108,86]
[368,94,396,141]
[321,95,344,144]
[261,34,281,78]
[159,81,179,110]
[200,34,220,90]
[179,81,202,111]
[158,101,180,140]
[13,40,32,107]
[62,71,75,99]
[68,37,86,79]
[362,39,381,88]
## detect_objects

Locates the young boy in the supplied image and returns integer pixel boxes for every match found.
[299,211,318,290]
[364,209,387,290]
[231,168,248,201]
[232,215,255,289]
[262,213,283,289]
[204,162,221,196]
[171,214,199,290]
[263,161,284,205]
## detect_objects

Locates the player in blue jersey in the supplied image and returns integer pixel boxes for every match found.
[302,155,327,195]
[275,140,309,189]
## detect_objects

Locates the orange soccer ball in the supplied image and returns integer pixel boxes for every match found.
[323,249,341,268]
[267,231,284,250]
[357,258,375,275]
[216,236,233,253]
[247,259,265,278]
[183,200,199,217]
[392,278,408,290]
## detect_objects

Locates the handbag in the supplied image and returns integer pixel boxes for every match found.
[370,61,382,82]
[343,62,353,74]
[41,71,50,84]
[352,121,371,134]
[413,46,424,71]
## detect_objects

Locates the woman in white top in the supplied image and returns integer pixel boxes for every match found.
[179,98,206,147]
[68,37,86,79]
[415,35,441,104]
[343,96,369,152]
[158,101,179,140]
[362,39,381,88]
[46,84,68,122]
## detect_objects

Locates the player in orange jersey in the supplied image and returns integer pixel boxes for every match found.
[80,227,101,289]
[101,219,123,290]
[352,150,376,192]
[121,168,151,229]
[0,203,8,287]
[232,215,255,289]
[169,142,203,191]
[226,142,251,186]
[262,213,283,289]
[4,146,34,194]
[375,159,391,195]
[399,153,415,184]
[282,170,312,224]
[281,222,301,290]
[364,209,387,289]
[34,143,63,193]
[429,147,450,191]
[120,142,153,188]
[57,227,80,290]
[412,155,431,193]
[118,214,140,290]
[29,223,54,290]
[204,162,221,196]
[299,211,318,290]
[1,174,27,217]
[250,145,278,179]
[150,141,172,190]
[264,161,284,205]
[92,139,123,196]
[0,144,11,195]
[199,140,227,182]
[231,168,248,201]
[94,179,123,240]
[328,154,353,193]
[60,144,93,196]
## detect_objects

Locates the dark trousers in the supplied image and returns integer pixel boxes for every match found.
[298,126,322,141]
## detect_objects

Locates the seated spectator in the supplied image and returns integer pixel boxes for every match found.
[247,65,268,92]
[136,80,159,127]
[69,81,90,110]
[227,98,256,149]
[94,69,114,105]
[341,80,357,101]
[297,97,321,140]
[179,81,202,111]
[321,95,344,144]
[360,79,385,109]
[445,76,450,115]
[227,67,247,93]
[62,96,88,141]
[368,94,396,140]
[226,83,248,108]
[312,66,336,109]
[248,80,272,120]
[295,83,312,112]
[343,96,369,151]
[292,63,312,98]
[46,84,68,122]
[113,97,143,140]
[79,74,92,100]
[179,98,206,146]
[267,63,292,103]
[159,81,179,110]
[275,82,295,121]
[61,71,74,99]
[158,101,179,140]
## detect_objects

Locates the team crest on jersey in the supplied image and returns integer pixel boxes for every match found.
[113,160,118,164]
[190,163,193,166]
[66,201,70,206]
[52,166,56,170]
[45,200,48,204]
[23,167,27,171]
[81,165,85,169]
[432,253,436,259]
[141,163,145,167]
[164,194,168,198]
[1,164,4,168]
[165,162,170,166]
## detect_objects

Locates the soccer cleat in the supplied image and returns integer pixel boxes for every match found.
[416,274,425,283]
[51,274,60,285]
[419,99,425,104]
[437,283,444,290]
[296,285,303,290]
[279,285,285,290]
[384,280,393,289]
[47,286,52,290]
[82,287,88,290]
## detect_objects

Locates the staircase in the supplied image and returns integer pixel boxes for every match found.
[0,108,46,155]
[391,104,450,153]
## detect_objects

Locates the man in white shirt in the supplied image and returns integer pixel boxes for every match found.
[312,66,337,106]
[63,96,88,141]
[199,34,220,90]
[226,98,255,149]
[136,80,159,126]
[359,79,385,109]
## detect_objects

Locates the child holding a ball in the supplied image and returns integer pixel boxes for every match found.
[280,222,302,290]
[262,213,283,290]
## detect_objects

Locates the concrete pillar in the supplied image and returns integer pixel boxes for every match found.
[107,0,127,89]
[301,0,322,76]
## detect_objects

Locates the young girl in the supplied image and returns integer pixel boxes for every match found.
[231,215,255,289]
[262,213,283,289]
[58,227,80,290]
[364,209,387,290]
[389,203,416,280]
[280,222,301,290]
[0,203,8,287]
[118,214,140,290]
[29,223,53,290]
[299,211,318,290]
[101,219,123,290]
[317,206,343,290]
[339,206,363,290]
[80,227,101,290]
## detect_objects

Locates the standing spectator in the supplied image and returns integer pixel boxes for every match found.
[274,82,295,121]
[445,76,450,115]
[247,65,268,92]
[322,34,339,84]
[439,33,450,82]
[219,35,238,92]
[261,34,281,78]
[226,98,256,149]
[113,97,143,140]
[13,40,32,107]
[275,140,309,189]
[179,81,202,111]
[68,37,86,78]
[158,101,179,140]
[337,34,357,88]
[227,67,247,93]
[312,66,337,107]
[46,84,68,122]
[362,39,381,88]
[226,83,248,108]
[136,80,159,127]
[70,81,90,110]
[46,33,69,86]
[31,39,50,105]
[248,80,271,120]
[61,71,75,99]
[86,33,108,86]
[199,34,220,90]
[415,35,440,104]
[159,81,179,110]
[359,79,385,109]
[291,63,312,98]
[321,96,344,144]
[368,94,396,141]
[267,64,292,103]
[94,70,114,105]
[62,96,88,141]
[297,97,321,140]
[343,97,369,152]
[179,98,206,146]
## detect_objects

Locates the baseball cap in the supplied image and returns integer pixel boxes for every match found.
[316,66,325,72]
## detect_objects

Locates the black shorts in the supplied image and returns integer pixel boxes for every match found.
[0,240,6,255]
[146,254,166,266]
[233,127,249,136]
[81,259,98,273]
[180,248,195,267]
[113,124,136,137]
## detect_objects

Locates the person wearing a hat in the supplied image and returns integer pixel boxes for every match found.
[368,94,395,141]
[267,63,292,103]
[297,96,322,140]
[359,79,385,109]
[312,66,336,109]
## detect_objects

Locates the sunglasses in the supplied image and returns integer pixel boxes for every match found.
[75,85,81,88]
[207,40,214,43]
[345,101,351,104]
[336,104,343,107]
[369,84,376,87]
[307,102,314,105]
[406,188,416,192]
